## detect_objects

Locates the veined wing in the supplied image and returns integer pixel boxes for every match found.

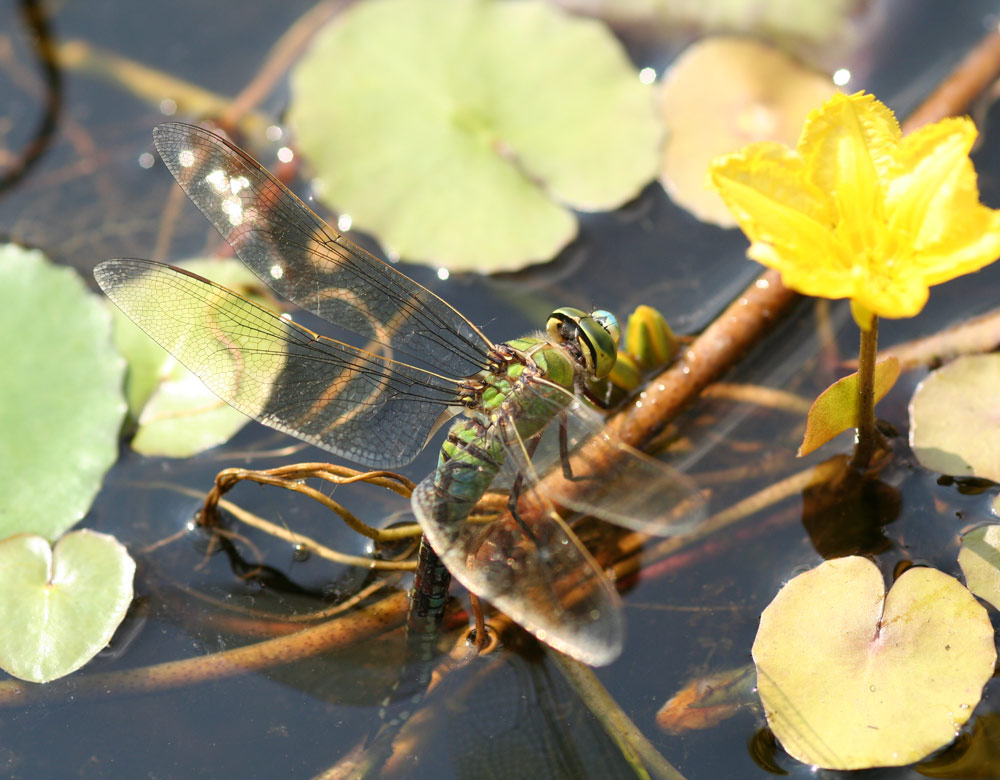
[151,122,492,377]
[95,258,463,468]
[411,459,624,666]
[500,380,707,534]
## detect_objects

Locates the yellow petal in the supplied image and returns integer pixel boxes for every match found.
[800,92,901,189]
[750,241,857,300]
[887,118,979,250]
[710,143,840,261]
[799,93,898,257]
[912,212,1000,285]
[710,90,1000,320]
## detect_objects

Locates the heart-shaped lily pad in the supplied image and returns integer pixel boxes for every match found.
[958,524,1000,611]
[909,354,1000,479]
[0,246,125,540]
[753,556,995,769]
[288,0,661,272]
[0,531,135,683]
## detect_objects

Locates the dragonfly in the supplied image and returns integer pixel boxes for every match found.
[95,123,705,666]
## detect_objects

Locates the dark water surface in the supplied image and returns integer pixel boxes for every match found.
[2,0,1000,777]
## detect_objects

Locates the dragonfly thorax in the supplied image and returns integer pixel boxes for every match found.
[457,339,574,423]
[545,307,620,380]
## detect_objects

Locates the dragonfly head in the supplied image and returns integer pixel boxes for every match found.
[545,307,620,379]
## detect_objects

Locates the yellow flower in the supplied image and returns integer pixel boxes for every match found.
[709,91,1000,329]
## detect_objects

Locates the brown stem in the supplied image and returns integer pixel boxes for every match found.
[0,591,413,707]
[902,27,1000,132]
[850,318,885,469]
[220,0,355,128]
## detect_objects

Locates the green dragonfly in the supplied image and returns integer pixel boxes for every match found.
[95,123,705,666]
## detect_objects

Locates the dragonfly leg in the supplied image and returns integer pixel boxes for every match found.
[558,413,599,484]
[507,466,557,565]
[504,432,546,549]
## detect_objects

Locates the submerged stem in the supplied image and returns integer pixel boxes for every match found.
[850,317,885,469]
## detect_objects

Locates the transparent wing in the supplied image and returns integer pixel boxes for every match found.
[500,380,707,534]
[95,258,462,468]
[151,122,492,377]
[411,456,624,666]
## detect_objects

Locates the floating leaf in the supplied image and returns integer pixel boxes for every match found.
[958,524,1000,611]
[909,354,1000,479]
[798,357,899,456]
[753,556,995,769]
[659,37,836,227]
[552,0,858,44]
[288,0,661,272]
[110,258,274,457]
[0,531,135,683]
[0,247,125,540]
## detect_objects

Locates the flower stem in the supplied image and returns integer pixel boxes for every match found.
[850,316,885,469]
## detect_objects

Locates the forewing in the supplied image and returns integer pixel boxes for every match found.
[411,459,623,666]
[502,381,707,534]
[95,258,460,468]
[151,122,491,377]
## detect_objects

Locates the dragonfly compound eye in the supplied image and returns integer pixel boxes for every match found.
[546,307,619,379]
[579,310,619,379]
[545,306,588,344]
[590,310,620,347]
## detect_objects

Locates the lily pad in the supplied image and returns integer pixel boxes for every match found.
[958,524,1000,611]
[0,246,125,540]
[553,0,858,44]
[288,0,661,272]
[659,37,837,228]
[109,258,274,457]
[0,531,135,683]
[798,357,899,456]
[909,354,1000,479]
[753,556,995,769]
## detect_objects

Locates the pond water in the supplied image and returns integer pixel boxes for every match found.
[2,0,1000,777]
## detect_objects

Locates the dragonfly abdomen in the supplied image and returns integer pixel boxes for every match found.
[424,418,506,530]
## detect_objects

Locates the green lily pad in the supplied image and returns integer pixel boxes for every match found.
[288,0,661,272]
[753,556,995,769]
[958,524,1000,611]
[110,258,274,457]
[909,354,1000,479]
[798,357,899,456]
[0,246,125,540]
[0,531,135,683]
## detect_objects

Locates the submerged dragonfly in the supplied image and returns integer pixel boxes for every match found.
[95,123,704,665]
